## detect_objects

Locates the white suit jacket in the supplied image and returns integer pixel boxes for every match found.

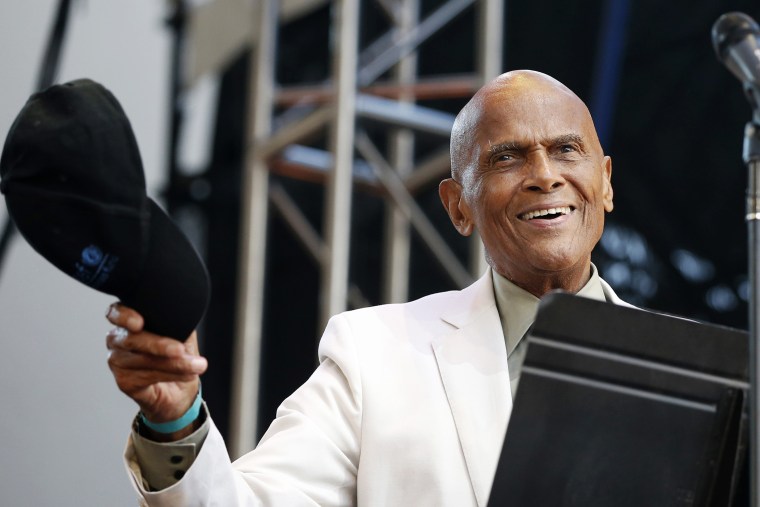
[126,269,628,507]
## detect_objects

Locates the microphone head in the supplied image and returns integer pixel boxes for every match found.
[712,12,760,61]
[712,12,760,89]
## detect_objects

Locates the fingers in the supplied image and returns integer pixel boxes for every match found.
[109,353,199,385]
[106,325,186,358]
[107,327,206,370]
[105,302,199,355]
[106,303,144,333]
[106,325,206,414]
[105,303,207,390]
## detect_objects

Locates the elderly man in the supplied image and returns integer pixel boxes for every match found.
[107,70,622,506]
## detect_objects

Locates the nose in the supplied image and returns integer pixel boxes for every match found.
[522,152,565,192]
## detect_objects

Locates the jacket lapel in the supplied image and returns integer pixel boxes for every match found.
[432,271,512,507]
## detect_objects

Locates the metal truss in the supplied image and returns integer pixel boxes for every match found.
[229,0,504,456]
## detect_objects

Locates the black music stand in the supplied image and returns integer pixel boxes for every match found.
[488,293,749,507]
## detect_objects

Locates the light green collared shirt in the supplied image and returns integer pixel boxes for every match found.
[492,263,607,399]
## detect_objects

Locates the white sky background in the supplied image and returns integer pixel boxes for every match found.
[0,1,171,504]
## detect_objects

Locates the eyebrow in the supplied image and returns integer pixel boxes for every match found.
[485,134,585,157]
[552,134,585,147]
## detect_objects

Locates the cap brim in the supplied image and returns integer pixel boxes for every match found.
[121,199,210,341]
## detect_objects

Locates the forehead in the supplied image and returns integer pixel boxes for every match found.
[473,82,596,148]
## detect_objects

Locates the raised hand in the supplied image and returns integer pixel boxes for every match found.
[106,303,207,440]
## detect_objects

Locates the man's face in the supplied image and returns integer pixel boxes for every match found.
[442,76,613,292]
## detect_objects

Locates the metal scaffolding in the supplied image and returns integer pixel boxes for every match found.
[229,0,504,457]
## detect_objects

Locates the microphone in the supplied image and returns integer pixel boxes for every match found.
[712,12,760,90]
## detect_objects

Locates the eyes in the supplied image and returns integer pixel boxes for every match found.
[490,143,581,166]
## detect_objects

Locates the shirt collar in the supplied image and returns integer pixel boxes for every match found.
[492,263,606,356]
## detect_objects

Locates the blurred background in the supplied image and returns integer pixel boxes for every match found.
[1,1,758,504]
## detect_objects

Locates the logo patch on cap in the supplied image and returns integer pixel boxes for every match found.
[81,245,103,266]
[74,244,119,288]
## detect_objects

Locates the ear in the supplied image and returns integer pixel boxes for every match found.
[439,178,474,236]
[601,155,614,212]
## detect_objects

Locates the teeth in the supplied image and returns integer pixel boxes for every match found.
[521,206,572,220]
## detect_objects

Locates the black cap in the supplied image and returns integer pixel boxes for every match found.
[0,79,210,341]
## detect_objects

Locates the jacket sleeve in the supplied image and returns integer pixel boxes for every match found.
[123,313,363,507]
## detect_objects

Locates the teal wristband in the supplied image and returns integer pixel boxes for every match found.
[140,388,203,434]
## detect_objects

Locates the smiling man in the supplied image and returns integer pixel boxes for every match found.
[441,70,614,298]
[439,69,621,400]
[107,70,627,506]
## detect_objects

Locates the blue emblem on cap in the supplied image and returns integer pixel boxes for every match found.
[74,245,119,288]
[81,245,104,267]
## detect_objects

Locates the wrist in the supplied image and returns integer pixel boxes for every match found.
[137,404,206,443]
[140,387,203,435]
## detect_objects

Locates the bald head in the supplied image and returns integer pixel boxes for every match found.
[439,69,613,296]
[450,70,602,185]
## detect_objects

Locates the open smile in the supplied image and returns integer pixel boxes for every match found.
[518,206,575,221]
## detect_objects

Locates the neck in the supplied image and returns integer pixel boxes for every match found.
[496,262,593,299]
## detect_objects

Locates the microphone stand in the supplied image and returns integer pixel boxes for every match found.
[744,89,760,506]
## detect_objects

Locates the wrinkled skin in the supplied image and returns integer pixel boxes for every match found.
[440,70,613,297]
